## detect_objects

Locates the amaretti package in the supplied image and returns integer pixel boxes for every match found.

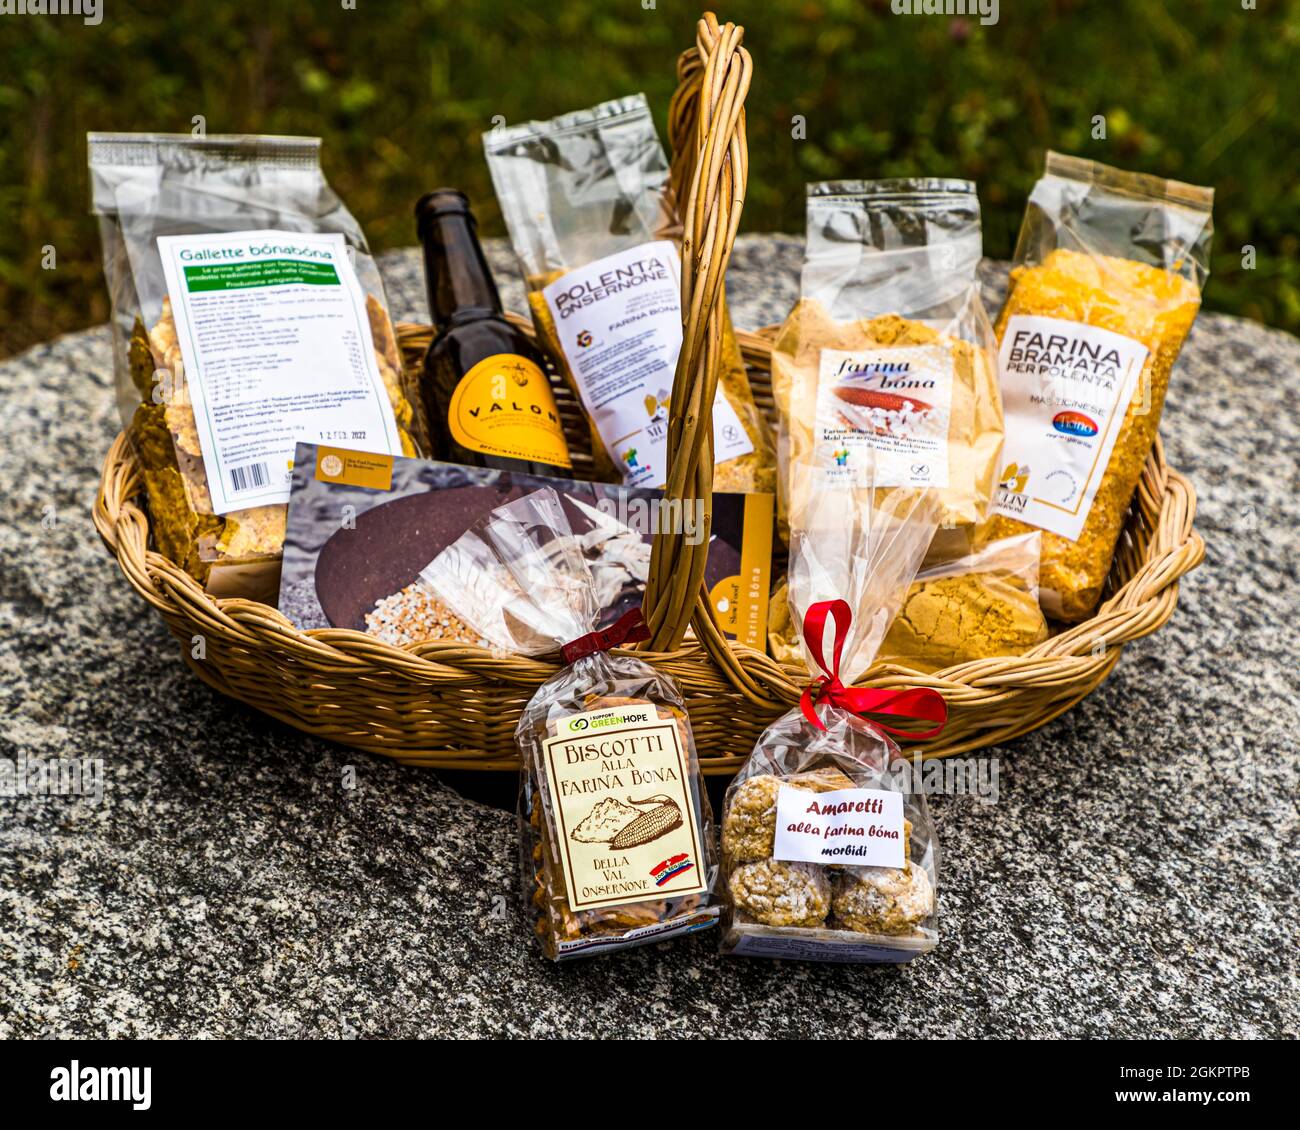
[722,455,947,962]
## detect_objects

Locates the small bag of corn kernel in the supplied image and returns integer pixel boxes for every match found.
[483,94,775,495]
[987,152,1213,620]
[419,487,719,961]
[720,458,948,963]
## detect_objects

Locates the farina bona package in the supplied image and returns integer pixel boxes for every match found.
[770,179,1005,554]
[987,152,1213,620]
[483,94,774,494]
[721,456,947,962]
[418,487,719,961]
[89,133,421,600]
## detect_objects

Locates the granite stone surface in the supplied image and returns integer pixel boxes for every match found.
[0,237,1295,1039]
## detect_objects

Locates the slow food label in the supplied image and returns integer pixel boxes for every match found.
[541,703,707,911]
[773,785,905,869]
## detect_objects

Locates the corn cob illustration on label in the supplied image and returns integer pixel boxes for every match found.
[541,703,707,912]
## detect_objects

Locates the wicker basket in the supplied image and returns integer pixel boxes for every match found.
[93,12,1204,773]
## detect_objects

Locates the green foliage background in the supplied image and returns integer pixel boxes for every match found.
[1,0,1296,357]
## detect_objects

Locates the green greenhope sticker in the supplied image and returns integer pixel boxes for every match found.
[555,703,656,736]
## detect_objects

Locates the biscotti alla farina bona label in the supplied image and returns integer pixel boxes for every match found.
[541,702,708,912]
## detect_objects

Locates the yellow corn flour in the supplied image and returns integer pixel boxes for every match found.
[987,248,1201,620]
[770,298,1003,540]
[768,572,1047,674]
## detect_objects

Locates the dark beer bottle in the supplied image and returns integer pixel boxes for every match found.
[415,189,572,476]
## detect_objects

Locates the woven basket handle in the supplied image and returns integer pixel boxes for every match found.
[644,12,752,658]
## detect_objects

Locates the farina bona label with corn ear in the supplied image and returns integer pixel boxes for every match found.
[988,152,1213,620]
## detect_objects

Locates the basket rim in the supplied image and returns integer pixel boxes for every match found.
[93,371,1205,718]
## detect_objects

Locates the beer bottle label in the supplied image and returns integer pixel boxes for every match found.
[447,353,572,469]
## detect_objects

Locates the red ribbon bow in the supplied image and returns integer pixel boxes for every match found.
[562,607,652,663]
[798,599,948,739]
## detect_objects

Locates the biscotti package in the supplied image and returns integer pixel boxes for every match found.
[770,179,1005,551]
[987,152,1213,620]
[721,455,947,962]
[418,488,719,961]
[483,94,775,495]
[89,133,423,601]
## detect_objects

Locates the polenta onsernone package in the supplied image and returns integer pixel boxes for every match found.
[419,487,719,961]
[769,179,1005,555]
[720,457,948,962]
[482,94,774,494]
[987,152,1213,620]
[89,133,422,601]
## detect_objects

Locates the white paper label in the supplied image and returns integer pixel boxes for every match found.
[773,785,905,869]
[993,314,1150,541]
[542,241,753,489]
[814,345,954,488]
[157,228,402,515]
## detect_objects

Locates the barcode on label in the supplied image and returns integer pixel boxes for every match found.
[229,462,270,493]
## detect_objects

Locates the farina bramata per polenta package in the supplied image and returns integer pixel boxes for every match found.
[987,152,1213,620]
[418,487,719,961]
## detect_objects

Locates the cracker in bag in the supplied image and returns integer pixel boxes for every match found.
[418,487,720,961]
[90,133,423,601]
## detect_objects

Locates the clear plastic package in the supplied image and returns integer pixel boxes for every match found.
[89,132,422,600]
[419,488,719,961]
[987,152,1212,620]
[483,94,774,495]
[877,532,1049,671]
[770,179,1005,551]
[721,457,948,962]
